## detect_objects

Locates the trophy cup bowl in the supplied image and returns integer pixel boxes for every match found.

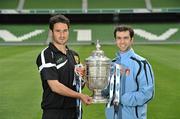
[85,40,111,103]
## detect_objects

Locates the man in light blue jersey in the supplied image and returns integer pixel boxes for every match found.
[103,25,154,119]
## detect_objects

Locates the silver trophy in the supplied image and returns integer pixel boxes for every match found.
[85,40,111,103]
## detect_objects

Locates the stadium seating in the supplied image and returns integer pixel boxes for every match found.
[0,0,179,45]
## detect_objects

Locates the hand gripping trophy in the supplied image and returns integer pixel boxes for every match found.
[85,40,111,103]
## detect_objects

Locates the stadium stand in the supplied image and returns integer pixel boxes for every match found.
[1,0,180,14]
[0,0,180,45]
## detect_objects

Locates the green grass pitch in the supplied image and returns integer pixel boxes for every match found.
[0,44,180,119]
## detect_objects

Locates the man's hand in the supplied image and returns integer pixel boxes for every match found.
[79,94,92,105]
[74,64,85,77]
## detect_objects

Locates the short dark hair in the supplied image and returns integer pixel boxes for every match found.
[114,25,134,39]
[49,14,70,30]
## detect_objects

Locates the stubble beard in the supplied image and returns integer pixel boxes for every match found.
[53,36,68,46]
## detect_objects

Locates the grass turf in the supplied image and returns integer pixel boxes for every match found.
[0,44,180,119]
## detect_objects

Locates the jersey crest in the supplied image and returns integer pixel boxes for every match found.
[74,55,79,64]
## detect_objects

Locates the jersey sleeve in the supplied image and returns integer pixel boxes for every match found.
[121,60,154,106]
[36,48,58,80]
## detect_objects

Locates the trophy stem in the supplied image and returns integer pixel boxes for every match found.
[92,89,108,103]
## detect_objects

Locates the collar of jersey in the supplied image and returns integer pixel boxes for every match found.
[116,48,134,60]
[49,42,69,54]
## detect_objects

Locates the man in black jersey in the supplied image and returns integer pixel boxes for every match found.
[36,14,92,119]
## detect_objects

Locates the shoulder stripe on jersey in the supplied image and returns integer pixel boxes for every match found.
[40,47,48,65]
[38,47,67,72]
[142,61,149,85]
[56,60,67,69]
[143,60,154,84]
[39,47,55,72]
[130,57,142,91]
[39,48,67,72]
[39,63,56,72]
[146,62,154,83]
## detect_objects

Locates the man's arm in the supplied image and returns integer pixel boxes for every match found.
[121,60,154,106]
[47,80,92,105]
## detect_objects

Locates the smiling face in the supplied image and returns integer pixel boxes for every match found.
[115,30,133,53]
[52,22,69,46]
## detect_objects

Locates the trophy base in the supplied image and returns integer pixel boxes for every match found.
[92,89,108,103]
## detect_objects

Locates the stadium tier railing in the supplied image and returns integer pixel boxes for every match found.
[0,8,179,45]
[0,8,180,14]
